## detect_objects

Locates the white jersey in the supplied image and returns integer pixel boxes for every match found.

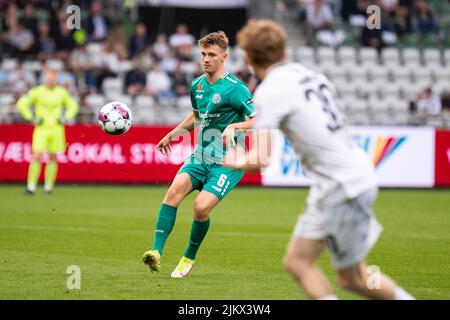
[253,62,377,206]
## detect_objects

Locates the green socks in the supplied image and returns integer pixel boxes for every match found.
[44,161,58,191]
[152,204,177,255]
[184,218,210,260]
[27,161,41,192]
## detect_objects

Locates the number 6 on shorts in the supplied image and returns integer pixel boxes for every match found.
[217,174,228,187]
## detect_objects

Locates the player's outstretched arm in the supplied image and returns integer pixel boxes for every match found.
[156,111,199,155]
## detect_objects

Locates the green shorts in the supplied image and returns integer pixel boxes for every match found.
[32,125,66,154]
[178,153,244,200]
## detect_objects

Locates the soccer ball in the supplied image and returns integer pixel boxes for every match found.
[98,101,132,135]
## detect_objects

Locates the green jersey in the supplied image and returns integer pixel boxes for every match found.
[16,84,79,128]
[190,71,255,163]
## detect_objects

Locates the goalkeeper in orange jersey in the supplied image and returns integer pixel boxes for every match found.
[16,68,79,194]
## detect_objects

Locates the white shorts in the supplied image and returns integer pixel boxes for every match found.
[293,187,382,270]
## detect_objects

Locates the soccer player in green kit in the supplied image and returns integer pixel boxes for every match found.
[143,31,255,278]
[16,68,79,194]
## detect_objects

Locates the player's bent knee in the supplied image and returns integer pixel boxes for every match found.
[283,252,310,276]
[164,187,185,206]
[193,201,211,221]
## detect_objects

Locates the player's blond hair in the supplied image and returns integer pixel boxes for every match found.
[236,19,287,68]
[198,31,229,51]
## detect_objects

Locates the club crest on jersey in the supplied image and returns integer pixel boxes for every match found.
[212,93,221,104]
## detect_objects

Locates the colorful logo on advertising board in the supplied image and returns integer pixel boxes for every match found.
[281,135,408,177]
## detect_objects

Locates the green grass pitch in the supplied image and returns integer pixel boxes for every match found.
[0,185,449,300]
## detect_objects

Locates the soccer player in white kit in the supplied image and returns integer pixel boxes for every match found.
[224,20,414,300]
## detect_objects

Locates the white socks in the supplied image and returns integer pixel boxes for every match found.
[394,287,415,300]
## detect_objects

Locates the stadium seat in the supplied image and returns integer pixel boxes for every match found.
[368,95,389,112]
[358,47,379,65]
[111,95,132,108]
[1,59,17,71]
[87,43,103,55]
[444,49,450,65]
[412,66,434,83]
[423,48,442,66]
[319,59,347,78]
[428,65,450,84]
[45,59,64,71]
[0,94,15,111]
[176,96,192,110]
[345,111,371,125]
[134,108,155,124]
[401,48,421,65]
[284,46,293,62]
[368,64,390,82]
[180,62,197,75]
[433,80,449,95]
[389,64,414,82]
[354,61,379,81]
[133,95,156,124]
[297,47,317,65]
[334,79,357,97]
[135,95,155,107]
[85,94,106,112]
[102,77,123,95]
[426,116,445,128]
[317,47,336,64]
[376,81,403,98]
[337,47,357,64]
[381,47,400,65]
[23,60,42,73]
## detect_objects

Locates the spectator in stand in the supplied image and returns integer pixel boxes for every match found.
[4,22,35,59]
[8,62,36,97]
[36,21,56,61]
[21,3,39,39]
[169,23,195,61]
[124,58,146,97]
[172,62,189,97]
[128,22,153,58]
[69,43,96,94]
[145,62,175,102]
[56,23,76,60]
[85,0,111,42]
[94,40,119,92]
[236,63,258,94]
[160,49,179,77]
[297,0,314,23]
[393,0,414,38]
[0,3,19,33]
[153,33,170,61]
[416,87,442,121]
[305,0,335,45]
[441,91,450,112]
[411,0,443,39]
[381,0,399,14]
